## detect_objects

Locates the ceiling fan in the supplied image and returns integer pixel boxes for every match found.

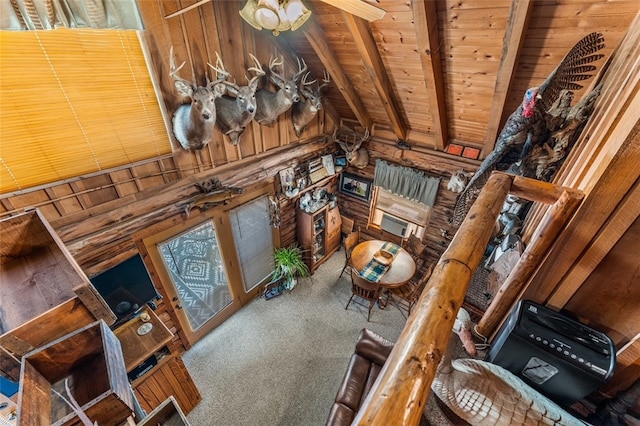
[165,0,386,23]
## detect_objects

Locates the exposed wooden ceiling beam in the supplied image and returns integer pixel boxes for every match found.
[319,0,386,22]
[482,0,534,158]
[342,13,407,140]
[412,0,447,151]
[302,20,373,130]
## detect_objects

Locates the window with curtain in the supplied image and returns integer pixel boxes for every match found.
[0,28,171,193]
[370,160,441,239]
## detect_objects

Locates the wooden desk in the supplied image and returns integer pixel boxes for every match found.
[351,240,416,288]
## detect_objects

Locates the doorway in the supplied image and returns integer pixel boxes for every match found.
[158,221,232,331]
[139,186,277,346]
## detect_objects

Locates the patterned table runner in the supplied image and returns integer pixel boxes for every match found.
[358,242,401,282]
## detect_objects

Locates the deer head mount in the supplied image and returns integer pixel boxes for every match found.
[212,53,265,146]
[254,55,307,125]
[169,46,228,150]
[292,71,331,137]
[332,127,371,169]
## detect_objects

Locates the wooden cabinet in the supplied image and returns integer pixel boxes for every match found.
[131,353,201,416]
[297,204,341,274]
[136,396,190,425]
[114,308,201,416]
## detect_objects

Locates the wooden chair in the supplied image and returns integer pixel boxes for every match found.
[341,215,355,238]
[346,269,382,322]
[389,264,433,318]
[338,228,360,279]
[402,233,426,259]
[402,233,427,269]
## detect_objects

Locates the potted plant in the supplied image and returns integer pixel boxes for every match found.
[270,244,309,291]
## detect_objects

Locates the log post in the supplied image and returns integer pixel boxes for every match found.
[353,172,512,425]
[475,188,583,338]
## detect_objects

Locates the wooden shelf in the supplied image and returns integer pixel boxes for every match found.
[0,209,116,358]
[114,307,173,373]
[283,173,339,205]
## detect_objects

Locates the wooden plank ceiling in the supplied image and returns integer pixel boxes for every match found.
[148,0,638,158]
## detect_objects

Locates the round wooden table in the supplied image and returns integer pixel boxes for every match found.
[351,240,416,288]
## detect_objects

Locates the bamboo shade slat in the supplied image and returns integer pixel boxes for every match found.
[0,28,171,193]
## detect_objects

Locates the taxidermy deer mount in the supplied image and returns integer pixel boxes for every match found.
[292,71,331,137]
[176,177,243,217]
[169,46,228,150]
[333,126,371,169]
[254,55,307,125]
[212,53,265,146]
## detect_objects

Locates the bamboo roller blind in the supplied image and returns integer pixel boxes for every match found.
[0,28,171,194]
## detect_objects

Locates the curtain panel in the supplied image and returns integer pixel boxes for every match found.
[1,0,144,30]
[373,159,441,206]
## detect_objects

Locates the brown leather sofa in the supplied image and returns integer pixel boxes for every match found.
[326,328,395,425]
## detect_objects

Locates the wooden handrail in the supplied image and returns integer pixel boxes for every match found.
[353,171,584,425]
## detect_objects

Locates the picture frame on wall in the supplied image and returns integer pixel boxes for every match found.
[279,167,295,191]
[339,172,372,202]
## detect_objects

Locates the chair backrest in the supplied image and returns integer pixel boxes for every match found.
[341,215,354,235]
[403,263,434,301]
[412,264,433,295]
[403,233,426,260]
[344,230,360,256]
[351,270,381,301]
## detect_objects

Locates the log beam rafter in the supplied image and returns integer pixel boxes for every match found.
[412,0,447,151]
[302,20,373,130]
[482,0,534,158]
[342,12,406,141]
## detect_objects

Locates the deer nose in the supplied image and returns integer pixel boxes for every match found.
[293,94,300,102]
[202,112,211,120]
[248,106,255,113]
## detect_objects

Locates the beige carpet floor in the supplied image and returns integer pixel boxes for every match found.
[182,250,468,426]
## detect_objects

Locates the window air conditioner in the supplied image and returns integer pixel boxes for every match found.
[380,213,409,237]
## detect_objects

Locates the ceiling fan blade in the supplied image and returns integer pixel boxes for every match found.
[318,0,386,21]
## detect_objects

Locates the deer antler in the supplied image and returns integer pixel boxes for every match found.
[361,127,370,142]
[246,53,266,87]
[207,52,237,92]
[318,70,331,91]
[169,46,192,89]
[332,127,353,152]
[300,72,316,98]
[268,55,285,86]
[206,52,230,89]
[292,56,308,83]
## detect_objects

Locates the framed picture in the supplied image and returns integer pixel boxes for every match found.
[339,172,372,202]
[279,167,295,191]
[334,156,347,167]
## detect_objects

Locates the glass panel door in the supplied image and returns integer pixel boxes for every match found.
[230,195,274,292]
[158,221,232,331]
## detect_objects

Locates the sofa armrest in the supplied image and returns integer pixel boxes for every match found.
[354,329,395,366]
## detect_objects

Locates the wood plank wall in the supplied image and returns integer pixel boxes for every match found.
[337,128,480,270]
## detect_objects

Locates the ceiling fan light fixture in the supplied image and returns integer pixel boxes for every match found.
[240,0,311,34]
[254,0,280,30]
[239,1,262,30]
[286,0,311,31]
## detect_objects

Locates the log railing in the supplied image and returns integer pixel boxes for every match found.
[353,171,583,425]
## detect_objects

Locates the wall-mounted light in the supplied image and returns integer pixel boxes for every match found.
[240,0,311,35]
